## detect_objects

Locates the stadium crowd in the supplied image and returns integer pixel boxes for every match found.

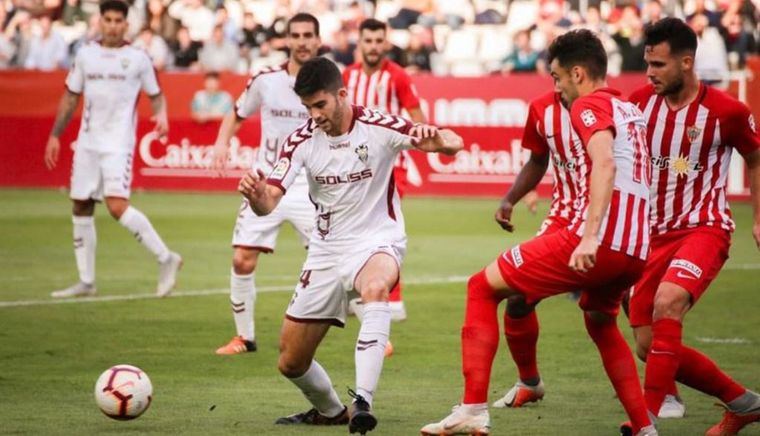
[0,0,757,77]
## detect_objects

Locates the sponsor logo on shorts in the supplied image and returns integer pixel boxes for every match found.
[270,157,290,179]
[669,259,702,279]
[510,245,524,268]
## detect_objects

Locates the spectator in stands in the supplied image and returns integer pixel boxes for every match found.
[134,27,171,70]
[61,0,100,26]
[147,0,179,44]
[611,6,647,72]
[171,26,201,69]
[331,27,356,67]
[641,0,664,25]
[70,12,100,57]
[687,0,721,28]
[388,0,434,29]
[430,0,474,29]
[190,71,232,123]
[239,11,268,50]
[0,5,15,69]
[690,12,729,83]
[24,15,67,70]
[501,29,542,74]
[722,9,756,69]
[215,6,238,43]
[403,27,433,73]
[168,0,214,42]
[199,24,238,72]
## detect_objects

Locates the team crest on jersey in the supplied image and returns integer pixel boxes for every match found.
[120,58,130,70]
[686,125,702,143]
[580,109,597,127]
[355,144,369,164]
[750,115,757,134]
[270,157,290,179]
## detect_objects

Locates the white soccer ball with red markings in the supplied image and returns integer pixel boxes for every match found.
[94,364,153,420]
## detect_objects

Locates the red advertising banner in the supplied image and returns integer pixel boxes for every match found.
[0,69,755,198]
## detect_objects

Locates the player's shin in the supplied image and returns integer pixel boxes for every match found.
[462,270,501,405]
[676,345,746,405]
[354,302,391,406]
[230,269,255,341]
[72,215,96,284]
[584,312,652,433]
[504,309,540,384]
[118,206,170,262]
[289,360,345,417]
[644,318,682,415]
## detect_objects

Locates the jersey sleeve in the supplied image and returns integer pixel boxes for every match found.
[723,103,760,156]
[65,50,85,94]
[570,95,616,147]
[139,53,161,97]
[234,75,262,119]
[266,122,312,193]
[521,103,548,155]
[385,114,417,151]
[394,70,421,110]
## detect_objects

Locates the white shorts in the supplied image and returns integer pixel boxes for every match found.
[285,244,406,327]
[232,190,314,252]
[70,149,133,201]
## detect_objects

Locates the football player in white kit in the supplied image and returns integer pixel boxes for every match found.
[210,13,320,355]
[43,0,181,298]
[238,57,463,434]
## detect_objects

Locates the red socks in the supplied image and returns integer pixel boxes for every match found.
[462,270,501,404]
[389,280,402,302]
[676,345,746,404]
[504,310,540,382]
[585,313,651,433]
[644,318,683,414]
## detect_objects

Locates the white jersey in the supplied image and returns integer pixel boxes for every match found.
[65,41,160,153]
[267,106,416,269]
[235,63,310,189]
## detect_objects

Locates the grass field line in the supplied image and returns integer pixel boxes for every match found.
[0,275,470,309]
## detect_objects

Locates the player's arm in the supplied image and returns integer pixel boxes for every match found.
[212,111,244,174]
[727,106,760,250]
[571,130,615,272]
[496,152,549,232]
[148,92,168,140]
[744,149,760,249]
[410,124,463,156]
[238,169,284,216]
[406,107,426,123]
[45,89,81,170]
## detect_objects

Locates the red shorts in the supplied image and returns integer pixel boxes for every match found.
[628,226,730,327]
[497,229,646,316]
[537,216,572,236]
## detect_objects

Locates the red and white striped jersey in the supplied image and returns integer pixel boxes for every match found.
[343,59,421,116]
[522,92,583,223]
[569,88,651,260]
[629,84,760,236]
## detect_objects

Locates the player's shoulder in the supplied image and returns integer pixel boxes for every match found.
[529,91,560,113]
[702,85,751,119]
[383,59,411,78]
[248,63,288,84]
[628,84,656,106]
[283,119,317,150]
[573,88,617,114]
[355,105,413,134]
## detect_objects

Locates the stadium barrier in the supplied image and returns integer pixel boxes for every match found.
[1,64,757,199]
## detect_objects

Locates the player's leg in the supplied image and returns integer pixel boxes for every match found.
[216,247,261,355]
[101,152,180,296]
[494,296,543,408]
[53,148,99,298]
[275,318,347,425]
[633,326,685,419]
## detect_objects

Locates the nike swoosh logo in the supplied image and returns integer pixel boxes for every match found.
[676,271,696,280]
[443,420,464,430]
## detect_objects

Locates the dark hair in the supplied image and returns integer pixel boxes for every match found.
[205,71,220,80]
[287,13,320,37]
[644,17,697,55]
[359,18,387,34]
[294,57,342,97]
[547,29,607,80]
[100,0,129,17]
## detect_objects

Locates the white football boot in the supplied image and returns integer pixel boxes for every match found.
[421,405,490,435]
[658,394,685,419]
[156,252,182,297]
[492,380,545,408]
[51,282,96,298]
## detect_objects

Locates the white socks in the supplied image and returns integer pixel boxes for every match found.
[72,216,96,284]
[230,269,255,341]
[355,302,391,406]
[118,206,170,263]
[289,360,345,417]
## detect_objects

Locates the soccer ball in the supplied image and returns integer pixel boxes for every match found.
[94,364,153,420]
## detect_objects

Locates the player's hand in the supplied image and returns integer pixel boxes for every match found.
[495,198,515,232]
[524,190,539,215]
[151,112,169,142]
[409,123,438,140]
[44,136,60,170]
[238,169,267,202]
[211,143,229,177]
[753,222,760,250]
[569,235,599,273]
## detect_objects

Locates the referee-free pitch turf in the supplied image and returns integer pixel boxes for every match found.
[1,189,758,435]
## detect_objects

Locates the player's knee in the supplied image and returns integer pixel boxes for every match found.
[277,355,309,379]
[360,279,390,303]
[105,201,128,220]
[232,249,258,274]
[72,200,94,216]
[506,294,533,318]
[652,284,690,321]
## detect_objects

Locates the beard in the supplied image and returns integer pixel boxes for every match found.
[658,75,685,96]
[362,51,382,67]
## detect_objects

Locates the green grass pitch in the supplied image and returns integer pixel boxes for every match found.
[1,189,758,435]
